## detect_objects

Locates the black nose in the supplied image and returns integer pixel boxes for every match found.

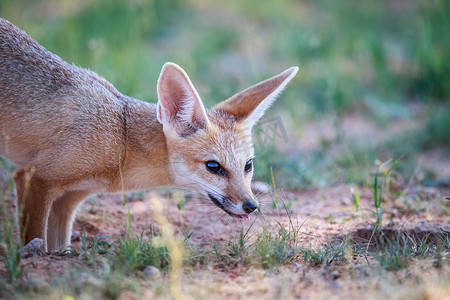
[243,200,258,214]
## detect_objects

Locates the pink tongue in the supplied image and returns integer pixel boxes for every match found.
[240,215,250,221]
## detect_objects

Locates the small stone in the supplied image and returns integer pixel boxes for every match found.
[27,277,49,289]
[341,197,351,206]
[71,230,81,241]
[131,201,147,214]
[331,270,340,280]
[251,181,271,195]
[143,265,160,277]
[20,238,45,258]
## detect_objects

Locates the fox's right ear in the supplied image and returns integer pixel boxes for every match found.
[157,62,210,136]
[213,66,298,129]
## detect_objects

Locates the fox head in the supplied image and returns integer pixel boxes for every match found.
[157,63,298,219]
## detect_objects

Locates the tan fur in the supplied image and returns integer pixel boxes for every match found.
[0,18,298,251]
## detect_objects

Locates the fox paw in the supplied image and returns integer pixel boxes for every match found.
[20,238,45,258]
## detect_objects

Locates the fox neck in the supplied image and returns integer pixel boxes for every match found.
[119,97,175,190]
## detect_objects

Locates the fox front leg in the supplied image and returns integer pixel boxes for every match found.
[14,168,57,252]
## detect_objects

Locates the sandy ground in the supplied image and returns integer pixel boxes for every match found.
[66,182,449,247]
[3,182,445,299]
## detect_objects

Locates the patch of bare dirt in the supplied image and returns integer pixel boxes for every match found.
[66,182,449,250]
[3,181,445,293]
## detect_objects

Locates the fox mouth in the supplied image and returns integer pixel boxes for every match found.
[207,193,250,220]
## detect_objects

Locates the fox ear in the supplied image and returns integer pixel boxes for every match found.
[213,67,298,129]
[157,62,209,136]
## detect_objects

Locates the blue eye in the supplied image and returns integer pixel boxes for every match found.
[206,161,222,174]
[244,159,253,173]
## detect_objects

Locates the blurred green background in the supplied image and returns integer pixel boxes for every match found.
[1,0,449,189]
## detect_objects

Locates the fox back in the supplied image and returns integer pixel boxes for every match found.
[0,18,128,182]
[0,18,298,251]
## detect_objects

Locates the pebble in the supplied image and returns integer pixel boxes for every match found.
[71,230,81,241]
[143,265,160,277]
[251,181,271,195]
[27,277,49,289]
[20,238,45,258]
[331,270,340,280]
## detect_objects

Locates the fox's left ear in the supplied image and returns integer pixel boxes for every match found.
[213,66,298,129]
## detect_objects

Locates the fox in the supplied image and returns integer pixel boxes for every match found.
[0,18,298,252]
